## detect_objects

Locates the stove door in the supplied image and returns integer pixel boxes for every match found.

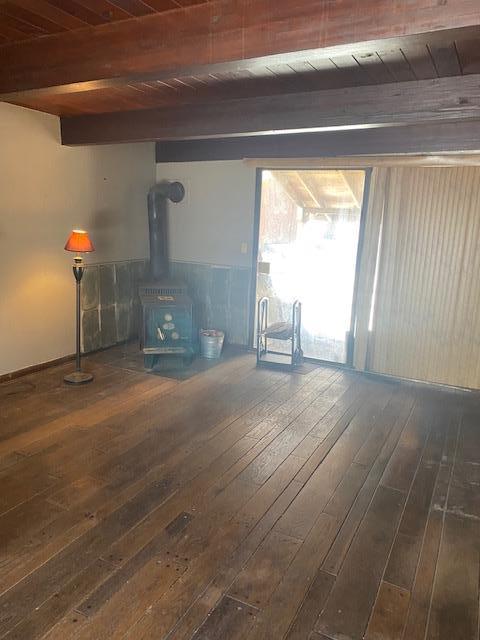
[143,304,193,353]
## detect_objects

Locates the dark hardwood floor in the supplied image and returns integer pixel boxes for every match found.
[0,345,479,640]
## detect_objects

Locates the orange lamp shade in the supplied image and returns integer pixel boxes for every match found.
[64,229,95,253]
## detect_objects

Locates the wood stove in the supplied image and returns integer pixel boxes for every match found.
[140,182,194,369]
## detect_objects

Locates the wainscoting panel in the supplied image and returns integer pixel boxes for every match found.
[169,261,252,347]
[81,260,147,353]
[81,260,251,353]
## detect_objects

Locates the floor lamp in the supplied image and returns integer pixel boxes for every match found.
[64,229,95,385]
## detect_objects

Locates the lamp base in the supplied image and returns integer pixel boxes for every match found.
[64,371,94,385]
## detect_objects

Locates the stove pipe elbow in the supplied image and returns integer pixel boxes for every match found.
[147,181,185,280]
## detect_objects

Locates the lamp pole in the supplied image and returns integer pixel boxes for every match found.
[75,266,81,373]
[64,230,95,385]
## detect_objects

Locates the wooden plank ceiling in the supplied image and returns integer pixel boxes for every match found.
[3,28,480,117]
[1,0,480,144]
[0,1,210,41]
[9,33,480,117]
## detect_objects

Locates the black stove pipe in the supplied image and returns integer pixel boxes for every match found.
[147,181,185,280]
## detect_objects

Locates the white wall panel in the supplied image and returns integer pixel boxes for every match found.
[0,102,155,376]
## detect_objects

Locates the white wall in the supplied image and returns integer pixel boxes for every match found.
[0,102,155,376]
[156,161,256,268]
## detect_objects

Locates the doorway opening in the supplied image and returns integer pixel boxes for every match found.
[253,168,368,364]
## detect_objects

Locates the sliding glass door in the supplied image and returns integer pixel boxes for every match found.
[255,168,367,364]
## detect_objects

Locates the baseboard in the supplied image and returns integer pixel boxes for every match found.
[246,346,479,394]
[0,353,75,384]
[3,343,476,395]
[0,340,249,384]
[361,368,479,395]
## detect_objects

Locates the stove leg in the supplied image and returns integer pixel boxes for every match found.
[144,354,155,370]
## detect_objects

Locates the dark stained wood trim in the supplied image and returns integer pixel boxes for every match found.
[0,340,136,384]
[2,27,479,103]
[61,74,480,145]
[0,354,75,384]
[154,120,480,161]
[361,368,480,395]
[1,0,479,97]
[60,75,480,145]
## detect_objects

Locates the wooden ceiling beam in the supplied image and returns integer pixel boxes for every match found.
[155,122,480,162]
[61,74,480,145]
[1,0,480,97]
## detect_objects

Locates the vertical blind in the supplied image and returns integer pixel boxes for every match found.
[361,166,480,389]
[252,158,480,389]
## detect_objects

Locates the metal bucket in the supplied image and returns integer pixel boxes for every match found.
[200,329,225,359]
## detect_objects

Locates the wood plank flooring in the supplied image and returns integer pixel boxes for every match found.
[0,344,479,640]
